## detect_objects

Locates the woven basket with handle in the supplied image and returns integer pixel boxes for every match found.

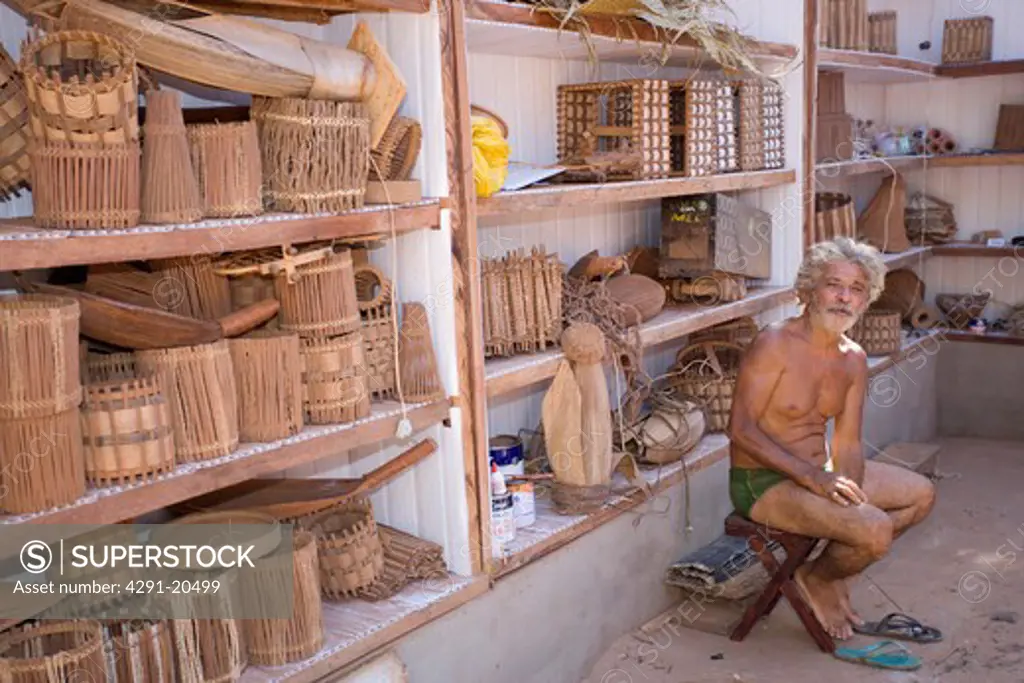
[668,340,744,433]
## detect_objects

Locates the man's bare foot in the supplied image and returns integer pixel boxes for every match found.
[836,580,864,627]
[794,565,852,640]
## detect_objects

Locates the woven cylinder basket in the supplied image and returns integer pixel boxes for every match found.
[276,248,361,338]
[172,617,246,683]
[300,333,371,425]
[229,331,304,442]
[669,341,744,433]
[299,499,385,600]
[187,121,263,218]
[849,309,901,355]
[101,620,177,683]
[150,256,233,322]
[355,263,397,401]
[0,621,107,683]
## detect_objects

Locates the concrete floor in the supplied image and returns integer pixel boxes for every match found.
[582,437,1024,683]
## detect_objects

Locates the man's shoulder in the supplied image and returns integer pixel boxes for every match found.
[839,335,869,373]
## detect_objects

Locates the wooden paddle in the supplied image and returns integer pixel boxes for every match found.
[174,438,438,520]
[24,282,279,349]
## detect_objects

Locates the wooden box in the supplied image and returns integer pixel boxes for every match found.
[994,105,1024,151]
[816,113,854,162]
[820,0,868,51]
[942,16,993,65]
[734,79,785,172]
[869,11,897,55]
[667,77,735,177]
[659,194,772,280]
[817,72,846,116]
[557,79,671,180]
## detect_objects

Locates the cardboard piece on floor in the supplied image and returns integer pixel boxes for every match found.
[641,593,753,638]
[874,442,941,476]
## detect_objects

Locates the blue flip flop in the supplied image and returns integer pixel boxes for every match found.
[833,640,922,671]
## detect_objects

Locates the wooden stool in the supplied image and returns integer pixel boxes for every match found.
[724,513,835,652]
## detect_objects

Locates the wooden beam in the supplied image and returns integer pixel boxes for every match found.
[803,0,819,252]
[819,49,936,79]
[440,0,491,573]
[929,152,1024,168]
[932,242,1024,258]
[941,330,1024,347]
[936,59,1024,79]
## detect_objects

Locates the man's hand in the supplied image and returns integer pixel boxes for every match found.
[805,470,868,507]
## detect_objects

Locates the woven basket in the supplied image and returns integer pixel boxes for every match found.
[0,620,106,683]
[253,97,370,213]
[936,292,990,330]
[20,30,139,146]
[355,264,396,401]
[187,121,262,218]
[140,89,202,224]
[551,481,612,516]
[84,351,137,384]
[81,375,175,486]
[298,499,384,600]
[150,256,233,322]
[1,44,31,200]
[874,268,925,321]
[136,340,239,463]
[668,341,743,433]
[0,294,81,419]
[276,247,361,338]
[172,617,246,683]
[0,409,84,514]
[369,115,421,181]
[814,192,856,243]
[242,530,323,666]
[229,331,304,442]
[29,139,141,229]
[101,620,176,683]
[228,273,277,315]
[848,309,901,355]
[300,332,371,425]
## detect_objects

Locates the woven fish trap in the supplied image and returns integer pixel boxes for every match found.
[0,620,106,683]
[101,620,176,683]
[141,89,202,224]
[298,499,384,600]
[150,256,233,321]
[848,309,901,355]
[369,115,421,181]
[29,139,141,229]
[668,341,744,433]
[81,375,175,486]
[241,530,323,666]
[299,332,371,425]
[19,30,138,146]
[252,97,369,213]
[171,616,246,683]
[0,408,84,514]
[276,247,360,338]
[187,121,262,218]
[1,44,31,200]
[0,294,81,419]
[398,302,445,403]
[136,340,239,463]
[84,351,137,383]
[228,331,304,442]
[355,264,396,401]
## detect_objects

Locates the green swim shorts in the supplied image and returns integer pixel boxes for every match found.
[730,460,834,519]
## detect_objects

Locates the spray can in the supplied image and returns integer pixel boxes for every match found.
[490,463,516,555]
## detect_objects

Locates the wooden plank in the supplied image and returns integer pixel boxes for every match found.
[485,287,796,398]
[465,1,799,61]
[929,152,1024,168]
[816,155,927,177]
[0,400,449,529]
[803,0,819,252]
[492,435,730,580]
[240,575,488,683]
[936,59,1024,79]
[819,49,936,82]
[932,242,1024,258]
[440,0,490,573]
[0,202,442,272]
[478,170,797,217]
[942,330,1024,346]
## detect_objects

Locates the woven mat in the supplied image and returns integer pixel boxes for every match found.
[664,534,785,601]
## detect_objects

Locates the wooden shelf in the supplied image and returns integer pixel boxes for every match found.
[866,329,943,376]
[819,49,937,83]
[936,59,1024,79]
[477,169,797,217]
[929,152,1024,168]
[881,245,933,270]
[465,1,798,68]
[931,242,1023,258]
[0,400,448,528]
[816,152,1024,178]
[941,329,1024,346]
[486,286,795,398]
[241,575,487,683]
[0,201,442,272]
[493,434,730,580]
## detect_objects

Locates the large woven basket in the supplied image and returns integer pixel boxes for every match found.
[0,44,31,200]
[187,121,262,218]
[0,408,84,515]
[848,309,901,355]
[101,620,176,683]
[276,247,361,338]
[298,499,385,600]
[0,621,106,683]
[668,341,744,433]
[229,331,304,442]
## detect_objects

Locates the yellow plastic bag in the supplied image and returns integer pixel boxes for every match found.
[471,115,510,198]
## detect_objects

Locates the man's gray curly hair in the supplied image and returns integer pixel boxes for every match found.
[794,238,886,305]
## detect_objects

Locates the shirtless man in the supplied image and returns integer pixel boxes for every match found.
[728,237,936,640]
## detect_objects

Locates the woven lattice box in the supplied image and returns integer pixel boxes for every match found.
[848,309,901,355]
[0,620,107,683]
[299,499,384,600]
[482,247,564,358]
[1,44,31,200]
[942,17,993,65]
[667,77,731,177]
[557,79,670,180]
[733,79,784,172]
[820,0,868,50]
[253,97,370,213]
[814,192,856,243]
[869,11,897,55]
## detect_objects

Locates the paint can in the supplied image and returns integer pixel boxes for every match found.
[489,434,525,477]
[508,482,536,528]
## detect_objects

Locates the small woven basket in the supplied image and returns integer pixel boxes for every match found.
[369,115,421,181]
[242,530,324,666]
[171,617,246,683]
[0,44,31,200]
[0,620,106,683]
[551,481,612,516]
[668,341,744,433]
[276,247,361,338]
[848,309,901,355]
[0,294,81,419]
[150,256,233,322]
[299,332,371,425]
[229,331,304,442]
[936,292,990,330]
[80,375,176,486]
[187,120,263,218]
[136,340,239,463]
[101,620,176,683]
[355,263,396,401]
[252,97,370,213]
[84,351,137,384]
[298,499,385,600]
[0,408,84,514]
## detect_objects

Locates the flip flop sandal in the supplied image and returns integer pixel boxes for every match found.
[853,612,943,643]
[833,640,923,671]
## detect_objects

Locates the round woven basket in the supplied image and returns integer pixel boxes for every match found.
[276,247,361,338]
[848,309,901,355]
[369,115,421,182]
[668,341,744,433]
[252,97,370,213]
[0,620,106,683]
[171,615,247,683]
[0,44,31,200]
[187,120,263,218]
[19,30,139,146]
[0,294,81,419]
[101,620,176,683]
[0,408,84,514]
[298,499,384,600]
[300,332,371,426]
[81,375,176,486]
[228,331,304,442]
